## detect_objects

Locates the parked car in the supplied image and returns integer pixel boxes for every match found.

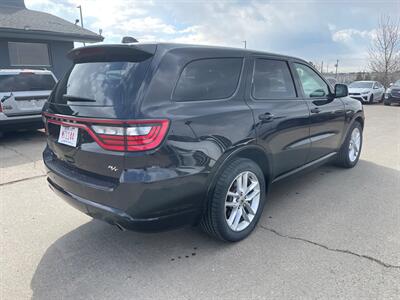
[384,80,400,106]
[348,81,385,104]
[42,43,364,242]
[0,69,57,134]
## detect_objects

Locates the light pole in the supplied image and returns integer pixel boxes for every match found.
[334,59,339,78]
[77,5,85,46]
[243,40,247,49]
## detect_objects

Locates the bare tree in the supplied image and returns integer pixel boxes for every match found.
[369,15,400,87]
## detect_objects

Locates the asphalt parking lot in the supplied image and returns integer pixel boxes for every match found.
[1,104,399,299]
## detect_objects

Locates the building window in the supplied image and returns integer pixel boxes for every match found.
[8,42,51,67]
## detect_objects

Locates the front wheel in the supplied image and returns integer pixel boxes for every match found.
[369,94,374,104]
[201,158,266,242]
[335,122,363,168]
[384,99,391,106]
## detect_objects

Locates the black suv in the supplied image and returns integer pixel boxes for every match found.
[43,43,364,241]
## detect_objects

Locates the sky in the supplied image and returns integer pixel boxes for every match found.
[25,0,400,72]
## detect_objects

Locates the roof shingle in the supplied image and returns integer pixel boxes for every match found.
[0,3,104,42]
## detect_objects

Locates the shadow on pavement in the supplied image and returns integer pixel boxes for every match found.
[0,130,46,169]
[0,129,46,143]
[30,221,224,299]
[30,159,399,299]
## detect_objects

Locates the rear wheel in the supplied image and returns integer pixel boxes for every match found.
[335,122,363,168]
[201,158,266,242]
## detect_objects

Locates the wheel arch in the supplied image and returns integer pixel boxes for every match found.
[354,115,364,129]
[199,144,272,219]
[340,111,364,146]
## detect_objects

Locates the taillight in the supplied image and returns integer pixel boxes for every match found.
[43,113,169,152]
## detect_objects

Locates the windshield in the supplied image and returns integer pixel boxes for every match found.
[52,60,151,106]
[0,73,56,92]
[349,81,373,88]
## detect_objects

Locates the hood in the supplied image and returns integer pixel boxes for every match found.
[348,88,371,93]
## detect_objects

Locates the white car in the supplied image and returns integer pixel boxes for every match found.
[0,69,57,135]
[348,81,385,104]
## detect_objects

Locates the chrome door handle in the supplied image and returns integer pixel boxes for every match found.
[311,107,321,114]
[258,112,275,122]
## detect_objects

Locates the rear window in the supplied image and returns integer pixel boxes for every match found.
[0,73,56,92]
[52,60,151,106]
[173,58,243,101]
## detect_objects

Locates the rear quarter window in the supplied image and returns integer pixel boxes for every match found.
[173,58,243,101]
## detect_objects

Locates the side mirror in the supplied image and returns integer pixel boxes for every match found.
[334,84,348,98]
[389,83,393,87]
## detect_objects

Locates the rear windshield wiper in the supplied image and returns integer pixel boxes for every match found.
[63,95,96,102]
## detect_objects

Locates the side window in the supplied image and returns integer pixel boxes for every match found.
[294,63,329,98]
[252,59,296,100]
[173,58,242,101]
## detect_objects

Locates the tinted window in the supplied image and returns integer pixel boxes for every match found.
[52,60,151,106]
[8,42,50,66]
[0,74,56,92]
[294,63,329,98]
[173,58,242,101]
[252,59,296,99]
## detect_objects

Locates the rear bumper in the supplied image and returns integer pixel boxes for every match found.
[48,178,199,231]
[0,114,43,131]
[43,147,207,232]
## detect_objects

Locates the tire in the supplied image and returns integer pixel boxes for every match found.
[369,94,374,104]
[201,158,266,242]
[335,122,363,168]
[380,94,384,103]
[384,100,391,106]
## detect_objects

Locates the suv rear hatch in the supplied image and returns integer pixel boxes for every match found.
[43,44,168,181]
[0,71,56,116]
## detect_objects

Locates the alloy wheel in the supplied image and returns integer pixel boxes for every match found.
[225,171,260,231]
[348,127,361,162]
